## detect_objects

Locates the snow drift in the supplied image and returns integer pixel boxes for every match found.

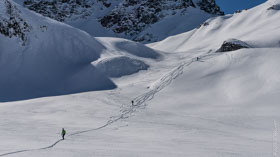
[94,56,149,78]
[97,37,161,59]
[94,37,161,77]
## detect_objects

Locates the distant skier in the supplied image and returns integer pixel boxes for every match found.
[131,100,134,106]
[61,128,66,140]
[196,57,199,61]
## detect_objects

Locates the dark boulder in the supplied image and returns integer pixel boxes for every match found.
[216,39,251,52]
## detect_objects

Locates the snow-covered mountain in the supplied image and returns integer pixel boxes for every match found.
[99,0,223,42]
[19,0,223,42]
[1,0,280,157]
[150,0,280,52]
[0,0,160,102]
[0,0,114,102]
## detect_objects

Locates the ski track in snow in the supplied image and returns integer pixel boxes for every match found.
[0,53,219,156]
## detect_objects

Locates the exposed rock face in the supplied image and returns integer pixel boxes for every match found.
[100,0,223,42]
[216,39,251,52]
[197,0,224,15]
[21,0,224,42]
[23,0,93,21]
[0,0,31,45]
[100,0,196,39]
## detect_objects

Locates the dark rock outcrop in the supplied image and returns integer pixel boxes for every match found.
[216,39,251,52]
[0,0,31,45]
[197,0,224,15]
[100,0,223,41]
[23,0,92,21]
[100,0,196,35]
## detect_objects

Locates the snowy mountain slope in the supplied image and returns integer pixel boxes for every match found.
[0,0,159,102]
[150,0,280,52]
[134,7,213,43]
[0,0,117,102]
[19,0,224,43]
[138,48,280,157]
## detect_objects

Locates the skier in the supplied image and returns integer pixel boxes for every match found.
[131,100,134,106]
[196,57,199,61]
[61,128,66,140]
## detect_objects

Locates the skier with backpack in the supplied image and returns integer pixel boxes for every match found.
[61,128,66,140]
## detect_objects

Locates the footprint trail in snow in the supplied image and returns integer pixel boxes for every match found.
[0,53,218,156]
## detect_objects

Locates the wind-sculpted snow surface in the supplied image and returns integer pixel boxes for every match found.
[95,56,149,78]
[114,40,161,59]
[0,0,116,102]
[93,37,161,77]
[96,37,162,59]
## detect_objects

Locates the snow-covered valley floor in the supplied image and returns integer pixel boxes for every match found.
[0,47,279,157]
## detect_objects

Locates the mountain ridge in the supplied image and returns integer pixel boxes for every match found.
[20,0,224,43]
